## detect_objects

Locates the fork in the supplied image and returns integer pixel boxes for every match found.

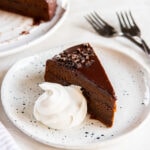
[85,12,148,54]
[116,11,150,54]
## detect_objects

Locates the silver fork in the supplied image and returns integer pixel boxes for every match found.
[85,12,148,54]
[116,11,150,54]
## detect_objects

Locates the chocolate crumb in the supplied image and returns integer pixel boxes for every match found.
[20,31,29,35]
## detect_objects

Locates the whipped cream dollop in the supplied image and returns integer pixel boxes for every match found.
[33,82,87,130]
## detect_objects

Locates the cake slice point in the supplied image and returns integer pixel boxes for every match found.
[44,43,117,127]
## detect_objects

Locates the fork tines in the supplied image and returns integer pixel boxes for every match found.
[85,12,116,37]
[85,12,105,32]
[116,11,140,36]
[116,11,150,54]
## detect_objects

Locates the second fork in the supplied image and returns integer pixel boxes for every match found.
[116,11,150,54]
[85,12,149,54]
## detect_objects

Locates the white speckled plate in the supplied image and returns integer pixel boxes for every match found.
[0,0,69,57]
[1,42,150,149]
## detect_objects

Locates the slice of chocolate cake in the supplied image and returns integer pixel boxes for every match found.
[44,43,116,127]
[0,0,57,21]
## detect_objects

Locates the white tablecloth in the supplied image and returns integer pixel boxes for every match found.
[0,0,150,149]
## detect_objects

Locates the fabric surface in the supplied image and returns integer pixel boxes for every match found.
[0,122,19,150]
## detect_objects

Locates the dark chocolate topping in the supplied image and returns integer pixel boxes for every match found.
[54,43,95,69]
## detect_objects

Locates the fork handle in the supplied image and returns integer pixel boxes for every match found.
[123,34,143,48]
[141,39,150,54]
[121,34,147,53]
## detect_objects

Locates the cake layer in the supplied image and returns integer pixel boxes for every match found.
[45,63,115,109]
[45,71,116,126]
[0,0,57,21]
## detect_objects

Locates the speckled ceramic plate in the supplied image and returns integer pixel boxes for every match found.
[1,42,150,149]
[0,0,69,57]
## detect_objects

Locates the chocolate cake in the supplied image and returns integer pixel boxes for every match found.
[44,43,117,127]
[0,0,57,21]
